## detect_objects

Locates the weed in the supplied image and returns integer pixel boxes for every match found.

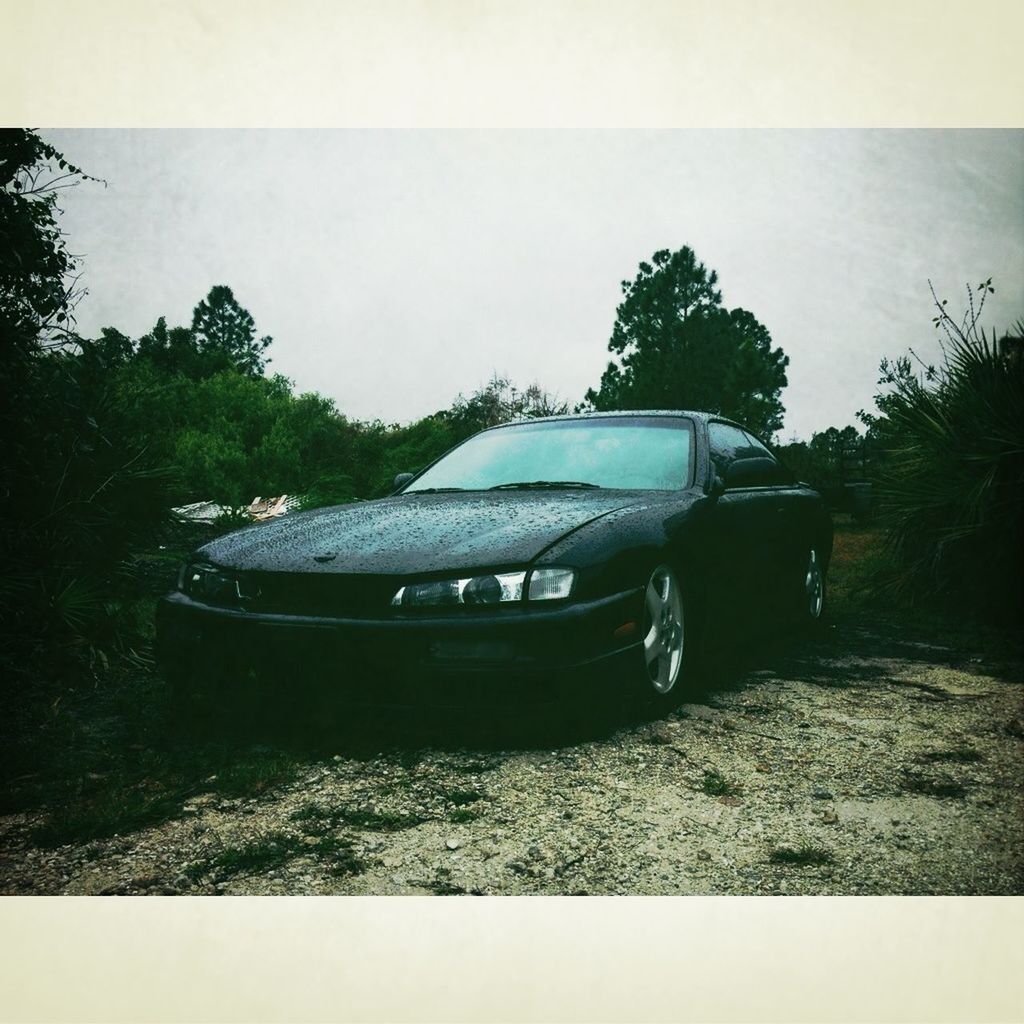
[451,758,502,775]
[700,769,741,798]
[335,807,426,831]
[769,846,834,867]
[430,881,467,895]
[314,835,366,877]
[28,741,300,848]
[290,802,425,833]
[200,834,299,877]
[918,749,983,765]
[212,751,298,797]
[446,789,485,806]
[826,518,889,622]
[290,803,334,823]
[32,787,187,848]
[902,775,968,799]
[449,807,482,824]
[184,832,306,880]
[185,830,365,882]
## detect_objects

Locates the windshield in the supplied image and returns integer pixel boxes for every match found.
[405,416,694,492]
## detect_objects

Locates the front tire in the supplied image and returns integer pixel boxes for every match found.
[634,563,692,713]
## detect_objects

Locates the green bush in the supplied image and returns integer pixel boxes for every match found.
[1,341,173,682]
[866,281,1023,621]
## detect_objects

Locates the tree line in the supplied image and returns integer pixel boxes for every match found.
[2,128,1021,688]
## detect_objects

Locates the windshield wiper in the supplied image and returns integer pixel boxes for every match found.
[405,486,471,494]
[488,480,601,490]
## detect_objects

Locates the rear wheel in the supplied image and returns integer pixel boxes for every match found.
[798,547,826,625]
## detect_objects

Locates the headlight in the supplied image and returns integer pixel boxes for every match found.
[178,562,240,604]
[391,568,575,608]
[527,567,575,601]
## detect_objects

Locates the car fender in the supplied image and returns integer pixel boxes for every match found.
[535,491,714,600]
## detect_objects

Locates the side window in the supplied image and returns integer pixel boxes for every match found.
[741,430,773,459]
[708,421,758,476]
[742,430,795,485]
[710,421,794,488]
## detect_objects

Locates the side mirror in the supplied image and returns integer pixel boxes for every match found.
[393,472,414,491]
[724,457,782,490]
[708,473,725,498]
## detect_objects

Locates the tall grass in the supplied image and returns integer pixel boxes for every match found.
[871,281,1023,622]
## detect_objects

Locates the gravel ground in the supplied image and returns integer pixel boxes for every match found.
[1,623,1021,895]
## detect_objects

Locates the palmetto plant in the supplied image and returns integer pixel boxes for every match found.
[869,280,1023,620]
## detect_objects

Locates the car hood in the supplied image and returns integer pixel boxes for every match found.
[198,490,647,575]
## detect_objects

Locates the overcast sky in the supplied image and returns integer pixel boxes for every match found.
[45,129,1023,441]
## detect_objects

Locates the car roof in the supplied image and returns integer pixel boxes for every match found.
[488,409,732,430]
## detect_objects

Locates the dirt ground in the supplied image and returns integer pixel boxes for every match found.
[1,622,1021,896]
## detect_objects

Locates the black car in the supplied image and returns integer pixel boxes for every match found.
[157,411,832,712]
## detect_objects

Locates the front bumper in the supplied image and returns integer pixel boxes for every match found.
[156,587,644,706]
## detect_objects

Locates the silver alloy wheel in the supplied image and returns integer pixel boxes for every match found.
[805,549,824,619]
[643,564,684,695]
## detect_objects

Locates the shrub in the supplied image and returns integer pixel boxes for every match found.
[1,341,173,683]
[865,280,1023,622]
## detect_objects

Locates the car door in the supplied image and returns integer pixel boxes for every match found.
[706,421,768,620]
[706,421,792,622]
[739,428,805,598]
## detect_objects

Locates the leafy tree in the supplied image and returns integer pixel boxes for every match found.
[0,129,101,347]
[358,376,569,498]
[162,371,286,504]
[191,285,272,376]
[584,247,789,438]
[104,352,196,467]
[360,414,457,498]
[777,423,869,513]
[1,131,170,683]
[446,374,568,435]
[801,425,867,489]
[85,326,134,369]
[135,315,210,378]
[103,349,368,510]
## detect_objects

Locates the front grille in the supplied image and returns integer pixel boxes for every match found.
[236,572,398,618]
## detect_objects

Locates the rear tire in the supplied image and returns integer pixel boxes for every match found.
[795,547,826,628]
